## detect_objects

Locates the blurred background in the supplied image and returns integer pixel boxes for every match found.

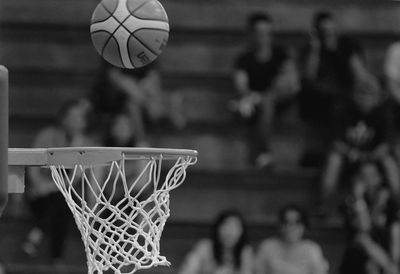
[1,0,400,273]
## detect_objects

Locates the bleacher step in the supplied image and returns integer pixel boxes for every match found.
[0,218,346,274]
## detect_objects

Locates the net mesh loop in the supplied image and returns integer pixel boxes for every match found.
[49,152,197,274]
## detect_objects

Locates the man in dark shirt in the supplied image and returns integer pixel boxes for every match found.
[236,47,288,95]
[233,13,299,167]
[299,11,368,167]
[336,102,388,153]
[301,11,366,124]
[321,76,400,207]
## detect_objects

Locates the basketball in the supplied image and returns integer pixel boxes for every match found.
[90,0,169,69]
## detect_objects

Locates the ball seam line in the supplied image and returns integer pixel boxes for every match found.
[115,14,133,35]
[130,34,158,56]
[100,14,130,59]
[127,36,156,68]
[91,30,114,36]
[90,17,114,26]
[100,2,116,19]
[127,0,151,16]
[91,2,123,29]
[92,12,134,68]
[132,28,169,55]
[132,28,168,34]
[91,30,124,67]
[127,17,168,23]
[127,0,168,23]
[99,1,130,27]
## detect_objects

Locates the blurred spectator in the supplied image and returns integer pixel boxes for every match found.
[90,63,185,145]
[340,161,400,274]
[100,109,149,203]
[104,108,140,148]
[232,12,299,168]
[299,10,368,166]
[179,210,254,274]
[320,76,400,209]
[384,42,400,160]
[86,110,151,245]
[255,204,328,274]
[385,42,400,110]
[22,99,95,263]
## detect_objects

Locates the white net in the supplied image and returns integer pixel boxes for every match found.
[48,152,197,274]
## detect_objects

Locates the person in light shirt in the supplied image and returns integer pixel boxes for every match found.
[255,205,328,274]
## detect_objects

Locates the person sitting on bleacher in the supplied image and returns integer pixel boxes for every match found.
[90,62,186,146]
[233,12,299,168]
[255,204,328,274]
[340,161,400,274]
[179,210,254,274]
[385,42,400,164]
[100,109,150,204]
[320,76,400,211]
[299,10,368,167]
[23,99,94,264]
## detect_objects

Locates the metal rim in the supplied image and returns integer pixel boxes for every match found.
[9,147,198,167]
[47,147,198,157]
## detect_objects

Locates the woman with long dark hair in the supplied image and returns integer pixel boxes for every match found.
[179,210,254,274]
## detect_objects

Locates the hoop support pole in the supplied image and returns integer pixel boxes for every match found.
[0,66,8,215]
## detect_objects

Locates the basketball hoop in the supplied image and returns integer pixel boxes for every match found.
[10,147,197,274]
